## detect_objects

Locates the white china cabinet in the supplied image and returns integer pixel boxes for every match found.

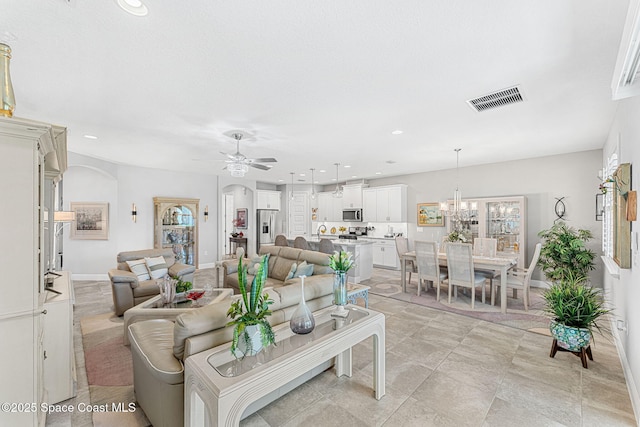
[154,197,199,268]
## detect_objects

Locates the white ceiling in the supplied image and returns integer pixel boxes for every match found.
[1,0,630,185]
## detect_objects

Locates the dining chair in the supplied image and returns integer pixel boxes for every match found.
[395,236,416,285]
[446,242,488,309]
[415,241,447,301]
[496,242,542,311]
[318,238,336,254]
[274,235,289,247]
[293,236,310,250]
[473,238,497,257]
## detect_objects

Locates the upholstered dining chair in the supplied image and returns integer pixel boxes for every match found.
[415,241,448,301]
[293,236,310,250]
[496,242,542,311]
[274,234,289,247]
[318,238,336,254]
[395,236,416,285]
[446,242,488,309]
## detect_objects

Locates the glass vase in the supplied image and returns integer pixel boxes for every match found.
[332,272,349,318]
[0,43,16,118]
[290,276,315,334]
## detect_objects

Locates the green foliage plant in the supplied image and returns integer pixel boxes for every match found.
[226,255,275,357]
[537,221,596,282]
[175,277,193,294]
[543,271,610,334]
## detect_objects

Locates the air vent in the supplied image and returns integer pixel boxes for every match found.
[467,86,524,112]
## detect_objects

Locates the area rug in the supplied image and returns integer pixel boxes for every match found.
[362,268,550,334]
[80,313,150,427]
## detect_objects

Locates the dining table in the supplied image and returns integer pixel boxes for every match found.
[400,251,518,314]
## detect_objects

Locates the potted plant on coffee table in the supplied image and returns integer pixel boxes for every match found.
[226,255,275,358]
[544,270,610,368]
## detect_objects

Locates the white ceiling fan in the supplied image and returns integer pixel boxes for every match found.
[220,132,277,177]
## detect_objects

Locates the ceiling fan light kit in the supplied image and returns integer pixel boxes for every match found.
[221,132,277,178]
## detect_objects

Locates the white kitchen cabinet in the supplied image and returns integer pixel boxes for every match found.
[445,195,527,268]
[342,184,366,209]
[256,190,281,210]
[0,116,66,427]
[371,239,399,269]
[44,271,76,404]
[363,185,407,222]
[317,192,343,221]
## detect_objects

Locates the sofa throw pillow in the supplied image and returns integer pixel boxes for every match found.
[286,263,297,280]
[293,261,314,278]
[126,259,150,281]
[145,256,169,280]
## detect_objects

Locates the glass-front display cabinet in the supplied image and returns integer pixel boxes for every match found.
[153,197,199,267]
[446,196,527,267]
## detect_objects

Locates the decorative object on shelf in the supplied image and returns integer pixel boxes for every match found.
[311,207,318,221]
[131,203,137,223]
[204,205,208,222]
[227,255,275,358]
[417,202,444,227]
[537,221,595,282]
[330,227,336,234]
[553,197,566,223]
[332,163,343,198]
[439,148,477,233]
[0,43,16,118]
[235,208,247,229]
[338,226,347,233]
[70,202,109,240]
[310,168,317,200]
[220,131,278,178]
[289,276,315,334]
[328,250,354,318]
[544,272,610,368]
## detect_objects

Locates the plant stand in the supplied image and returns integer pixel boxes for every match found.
[549,339,593,369]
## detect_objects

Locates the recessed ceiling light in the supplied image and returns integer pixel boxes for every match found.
[344,165,351,168]
[115,0,148,16]
[299,173,306,177]
[351,175,357,178]
[375,171,382,175]
[386,160,396,164]
[331,178,336,181]
[278,179,284,182]
[83,134,98,140]
[319,169,326,173]
[391,130,403,135]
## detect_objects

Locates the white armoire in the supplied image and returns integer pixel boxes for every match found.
[0,116,67,426]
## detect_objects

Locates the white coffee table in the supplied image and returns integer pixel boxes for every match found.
[184,305,385,426]
[123,288,233,345]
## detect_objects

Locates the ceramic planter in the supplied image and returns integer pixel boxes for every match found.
[234,325,263,358]
[550,320,591,352]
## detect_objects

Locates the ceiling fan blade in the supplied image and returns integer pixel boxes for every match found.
[250,157,278,163]
[220,151,236,160]
[249,163,271,171]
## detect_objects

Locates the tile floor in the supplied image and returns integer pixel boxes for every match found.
[47,268,637,426]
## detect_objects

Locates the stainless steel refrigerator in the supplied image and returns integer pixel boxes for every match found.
[256,209,278,253]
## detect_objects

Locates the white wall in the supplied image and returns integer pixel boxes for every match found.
[63,153,218,277]
[603,94,640,416]
[367,150,604,282]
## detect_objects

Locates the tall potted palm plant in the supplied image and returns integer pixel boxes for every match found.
[226,255,275,358]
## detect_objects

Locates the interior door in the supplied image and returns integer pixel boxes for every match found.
[288,192,309,238]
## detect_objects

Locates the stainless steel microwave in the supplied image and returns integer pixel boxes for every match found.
[342,208,362,222]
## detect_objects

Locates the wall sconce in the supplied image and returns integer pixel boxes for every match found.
[131,203,137,223]
[204,205,209,222]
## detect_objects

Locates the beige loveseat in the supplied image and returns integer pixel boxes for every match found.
[127,278,334,427]
[108,248,196,316]
[222,245,335,292]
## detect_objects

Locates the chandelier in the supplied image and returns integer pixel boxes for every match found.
[440,148,477,230]
[290,172,295,201]
[332,163,343,198]
[227,162,248,178]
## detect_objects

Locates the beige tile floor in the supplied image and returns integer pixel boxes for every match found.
[47,268,637,426]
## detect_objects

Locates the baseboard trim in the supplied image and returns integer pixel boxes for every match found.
[609,316,640,424]
[72,273,109,281]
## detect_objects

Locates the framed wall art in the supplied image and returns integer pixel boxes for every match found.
[70,202,109,240]
[417,202,444,227]
[235,208,248,229]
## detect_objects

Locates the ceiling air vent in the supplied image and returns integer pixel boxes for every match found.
[467,86,524,112]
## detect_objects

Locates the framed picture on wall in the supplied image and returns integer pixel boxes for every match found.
[417,202,444,227]
[70,202,109,240]
[235,208,248,229]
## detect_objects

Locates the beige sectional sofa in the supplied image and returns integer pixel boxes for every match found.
[222,245,335,292]
[108,248,196,316]
[127,277,334,427]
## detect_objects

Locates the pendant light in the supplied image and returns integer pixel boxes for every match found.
[332,163,343,198]
[440,148,476,228]
[290,172,295,201]
[310,168,316,200]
